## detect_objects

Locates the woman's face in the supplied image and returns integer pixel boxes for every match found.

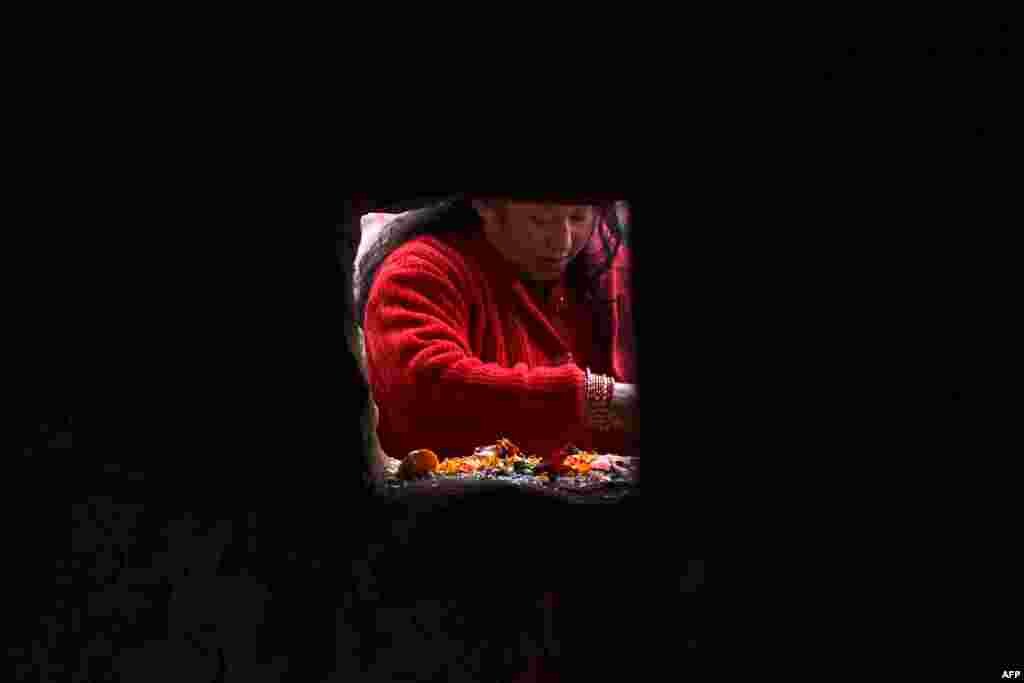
[475,201,599,282]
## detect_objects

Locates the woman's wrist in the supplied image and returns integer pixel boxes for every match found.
[585,368,614,431]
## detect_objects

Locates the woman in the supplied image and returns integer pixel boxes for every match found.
[343,206,574,682]
[356,195,639,465]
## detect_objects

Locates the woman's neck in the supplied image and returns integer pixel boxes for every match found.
[523,277,557,302]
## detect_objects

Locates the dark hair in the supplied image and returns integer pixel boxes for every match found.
[355,195,630,368]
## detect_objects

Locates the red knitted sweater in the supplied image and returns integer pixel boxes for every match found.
[364,224,636,462]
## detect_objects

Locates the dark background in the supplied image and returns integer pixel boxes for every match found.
[19,19,1015,675]
[19,195,704,682]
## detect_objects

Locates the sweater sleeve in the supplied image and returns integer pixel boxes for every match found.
[364,249,587,450]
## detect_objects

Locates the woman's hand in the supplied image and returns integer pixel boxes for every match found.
[372,447,401,479]
[609,382,639,433]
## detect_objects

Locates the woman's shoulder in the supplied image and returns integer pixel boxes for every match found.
[382,231,481,279]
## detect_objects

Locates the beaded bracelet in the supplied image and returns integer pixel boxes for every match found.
[598,373,613,432]
[585,368,614,432]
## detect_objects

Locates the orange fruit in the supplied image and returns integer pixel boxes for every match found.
[398,449,440,479]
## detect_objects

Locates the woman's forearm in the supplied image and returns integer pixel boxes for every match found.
[610,382,639,433]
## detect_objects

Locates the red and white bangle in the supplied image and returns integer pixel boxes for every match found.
[600,374,614,431]
[585,368,614,432]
